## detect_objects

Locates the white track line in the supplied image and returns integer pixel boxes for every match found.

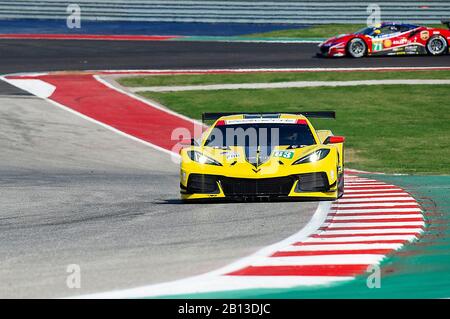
[332,203,420,208]
[79,200,333,298]
[333,208,422,213]
[279,243,404,251]
[318,229,422,236]
[305,238,417,244]
[253,255,386,266]
[344,189,405,193]
[0,76,181,160]
[330,214,423,220]
[337,197,415,203]
[128,79,450,92]
[341,193,411,198]
[80,276,354,298]
[344,184,398,188]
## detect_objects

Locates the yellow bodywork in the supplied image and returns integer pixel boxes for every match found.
[180,114,344,201]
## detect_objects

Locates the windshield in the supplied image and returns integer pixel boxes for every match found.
[356,26,375,35]
[204,123,316,148]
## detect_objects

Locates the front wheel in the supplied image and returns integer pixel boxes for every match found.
[426,35,448,55]
[347,38,367,58]
[337,172,344,198]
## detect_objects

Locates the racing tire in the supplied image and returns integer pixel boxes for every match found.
[426,35,448,56]
[347,38,367,58]
[337,172,344,198]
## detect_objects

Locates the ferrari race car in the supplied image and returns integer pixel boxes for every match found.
[180,112,345,201]
[318,20,450,58]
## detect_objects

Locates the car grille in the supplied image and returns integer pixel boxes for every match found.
[296,172,329,192]
[219,176,295,196]
[320,45,330,54]
[186,174,219,194]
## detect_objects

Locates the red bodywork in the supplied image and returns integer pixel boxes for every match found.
[318,22,450,57]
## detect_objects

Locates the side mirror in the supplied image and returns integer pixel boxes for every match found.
[324,136,345,144]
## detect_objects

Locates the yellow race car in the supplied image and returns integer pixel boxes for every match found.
[180,112,344,201]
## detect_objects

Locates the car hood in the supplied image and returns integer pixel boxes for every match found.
[199,144,321,168]
[320,33,355,46]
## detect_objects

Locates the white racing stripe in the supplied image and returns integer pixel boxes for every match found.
[80,275,354,298]
[341,192,410,198]
[330,214,423,220]
[325,221,425,227]
[305,234,418,242]
[345,181,386,184]
[333,208,422,213]
[129,79,450,93]
[279,243,404,251]
[317,228,423,235]
[344,188,404,193]
[253,255,386,266]
[5,79,56,98]
[345,184,389,187]
[333,203,420,208]
[335,196,416,205]
[345,185,398,189]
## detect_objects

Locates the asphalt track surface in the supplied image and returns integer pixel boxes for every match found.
[1,39,450,75]
[0,39,448,298]
[0,88,319,297]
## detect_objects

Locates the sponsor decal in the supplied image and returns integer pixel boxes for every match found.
[405,45,419,53]
[393,38,408,45]
[383,39,392,48]
[273,150,294,159]
[420,30,430,41]
[223,152,239,160]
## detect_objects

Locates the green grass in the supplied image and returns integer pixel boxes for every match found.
[245,24,366,39]
[140,85,450,174]
[244,23,443,39]
[118,70,450,88]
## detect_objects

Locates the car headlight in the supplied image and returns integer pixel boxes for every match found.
[332,42,346,48]
[292,149,330,165]
[188,151,222,166]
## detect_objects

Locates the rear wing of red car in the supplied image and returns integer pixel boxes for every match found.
[202,111,336,123]
[441,19,450,29]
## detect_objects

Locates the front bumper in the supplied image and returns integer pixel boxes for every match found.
[180,172,338,201]
[317,44,346,58]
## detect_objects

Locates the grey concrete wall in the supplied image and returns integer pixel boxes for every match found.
[0,1,449,24]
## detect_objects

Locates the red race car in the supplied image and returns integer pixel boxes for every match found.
[318,20,450,58]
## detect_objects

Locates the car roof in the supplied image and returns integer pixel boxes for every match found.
[379,22,418,28]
